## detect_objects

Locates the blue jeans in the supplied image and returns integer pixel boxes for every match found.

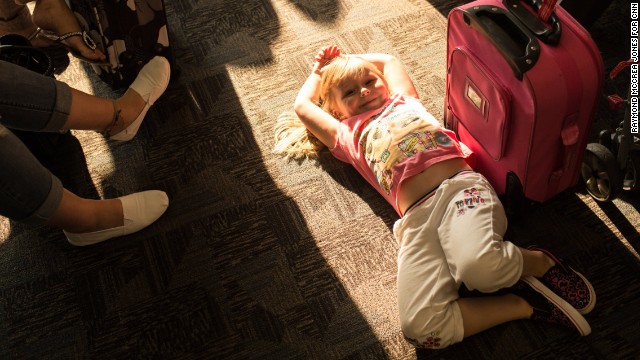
[0,60,72,224]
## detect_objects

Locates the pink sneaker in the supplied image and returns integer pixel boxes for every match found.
[513,277,591,336]
[529,246,596,314]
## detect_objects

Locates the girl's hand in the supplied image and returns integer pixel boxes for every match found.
[312,45,341,74]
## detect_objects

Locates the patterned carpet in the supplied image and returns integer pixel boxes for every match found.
[1,0,638,359]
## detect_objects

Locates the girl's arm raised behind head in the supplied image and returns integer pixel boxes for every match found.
[292,46,342,149]
[293,71,340,149]
[274,46,342,159]
[352,53,419,99]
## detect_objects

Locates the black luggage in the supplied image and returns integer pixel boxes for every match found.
[68,0,173,89]
[560,0,614,29]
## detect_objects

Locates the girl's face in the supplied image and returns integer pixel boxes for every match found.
[330,70,389,119]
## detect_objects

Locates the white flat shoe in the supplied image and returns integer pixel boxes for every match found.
[110,56,171,141]
[64,190,169,246]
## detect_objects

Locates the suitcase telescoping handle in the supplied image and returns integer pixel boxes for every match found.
[462,6,540,80]
[503,0,561,45]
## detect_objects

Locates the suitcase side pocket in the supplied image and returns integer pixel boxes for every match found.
[447,48,511,161]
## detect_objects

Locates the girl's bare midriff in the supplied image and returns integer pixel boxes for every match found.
[397,157,472,215]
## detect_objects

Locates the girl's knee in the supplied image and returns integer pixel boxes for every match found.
[456,245,522,292]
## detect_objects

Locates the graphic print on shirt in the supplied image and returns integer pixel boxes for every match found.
[360,105,451,194]
[455,187,486,216]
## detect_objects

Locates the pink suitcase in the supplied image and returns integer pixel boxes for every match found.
[444,0,603,204]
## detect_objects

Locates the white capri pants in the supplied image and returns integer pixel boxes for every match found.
[393,171,523,349]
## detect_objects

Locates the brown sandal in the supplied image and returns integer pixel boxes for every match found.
[30,8,109,66]
[31,26,109,65]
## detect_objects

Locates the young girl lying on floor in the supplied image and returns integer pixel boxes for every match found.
[274,46,595,349]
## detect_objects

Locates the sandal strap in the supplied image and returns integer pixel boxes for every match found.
[27,27,41,41]
[57,31,83,41]
[57,30,97,50]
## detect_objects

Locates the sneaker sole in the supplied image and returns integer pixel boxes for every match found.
[522,276,592,336]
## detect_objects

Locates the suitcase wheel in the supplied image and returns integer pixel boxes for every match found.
[581,143,622,202]
[598,129,613,149]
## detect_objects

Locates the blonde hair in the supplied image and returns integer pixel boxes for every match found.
[273,55,389,159]
[273,111,325,159]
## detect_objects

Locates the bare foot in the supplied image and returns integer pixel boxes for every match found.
[31,0,105,62]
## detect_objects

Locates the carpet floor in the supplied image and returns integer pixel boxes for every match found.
[1,0,638,359]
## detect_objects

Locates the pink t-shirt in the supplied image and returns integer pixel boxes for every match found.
[329,93,473,215]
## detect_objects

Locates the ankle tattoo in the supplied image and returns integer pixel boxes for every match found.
[101,101,122,137]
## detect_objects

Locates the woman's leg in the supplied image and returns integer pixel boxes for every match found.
[2,0,105,61]
[0,124,121,230]
[46,189,123,233]
[0,1,33,37]
[64,56,170,140]
[31,0,106,62]
[0,124,63,223]
[62,86,146,135]
[0,124,168,245]
[0,57,169,138]
[0,58,170,244]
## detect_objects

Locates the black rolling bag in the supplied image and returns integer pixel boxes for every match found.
[560,0,614,28]
[68,0,173,89]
